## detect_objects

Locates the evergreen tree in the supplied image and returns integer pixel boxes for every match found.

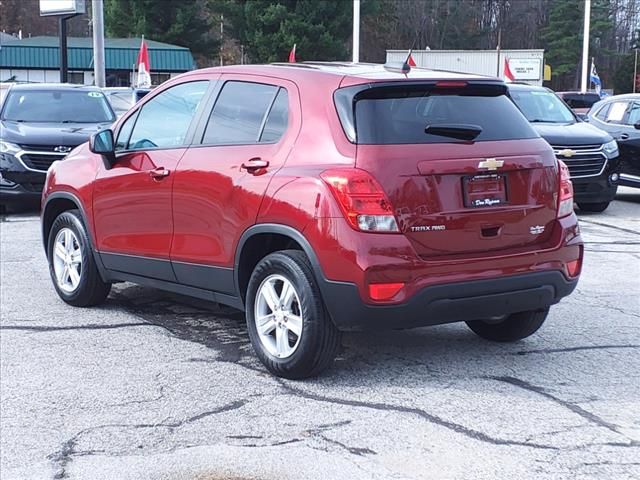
[105,0,218,59]
[542,0,613,89]
[218,0,354,63]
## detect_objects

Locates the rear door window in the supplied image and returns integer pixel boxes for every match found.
[202,81,281,145]
[350,85,537,144]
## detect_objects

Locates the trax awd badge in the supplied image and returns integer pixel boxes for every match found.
[530,225,545,235]
[477,158,504,170]
[411,225,446,232]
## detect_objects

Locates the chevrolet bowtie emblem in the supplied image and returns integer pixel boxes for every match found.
[558,148,576,158]
[477,158,504,170]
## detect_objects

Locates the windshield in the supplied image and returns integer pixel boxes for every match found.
[1,89,115,123]
[510,89,575,124]
[105,92,135,116]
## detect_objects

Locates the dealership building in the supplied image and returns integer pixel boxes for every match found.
[0,36,195,86]
[387,49,547,85]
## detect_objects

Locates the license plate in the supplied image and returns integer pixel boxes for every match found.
[463,174,508,208]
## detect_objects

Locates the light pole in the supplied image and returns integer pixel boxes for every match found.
[634,48,638,94]
[352,0,360,63]
[580,0,591,93]
[92,0,106,88]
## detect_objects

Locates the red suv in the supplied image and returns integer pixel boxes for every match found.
[42,63,583,378]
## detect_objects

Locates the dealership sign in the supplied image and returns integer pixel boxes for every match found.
[40,0,86,16]
[508,58,541,80]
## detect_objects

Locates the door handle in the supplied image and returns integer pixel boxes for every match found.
[620,133,630,140]
[241,158,269,174]
[149,167,170,179]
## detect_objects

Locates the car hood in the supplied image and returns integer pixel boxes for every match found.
[532,121,612,146]
[0,120,113,147]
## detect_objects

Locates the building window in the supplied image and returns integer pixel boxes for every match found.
[68,71,84,84]
[151,73,171,86]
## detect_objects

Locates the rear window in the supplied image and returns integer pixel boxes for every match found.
[340,84,537,145]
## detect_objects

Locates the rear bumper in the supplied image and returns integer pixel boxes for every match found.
[321,271,578,331]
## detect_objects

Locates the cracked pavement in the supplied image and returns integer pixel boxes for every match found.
[1,187,639,480]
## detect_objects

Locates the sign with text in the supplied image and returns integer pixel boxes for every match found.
[509,58,541,80]
[40,0,86,16]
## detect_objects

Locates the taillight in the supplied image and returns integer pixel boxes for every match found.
[557,160,574,218]
[320,168,399,233]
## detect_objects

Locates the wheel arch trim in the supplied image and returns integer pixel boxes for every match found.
[42,192,91,252]
[233,223,325,307]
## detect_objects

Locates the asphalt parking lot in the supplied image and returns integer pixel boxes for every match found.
[1,187,639,480]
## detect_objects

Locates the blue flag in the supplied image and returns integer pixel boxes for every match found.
[590,60,602,96]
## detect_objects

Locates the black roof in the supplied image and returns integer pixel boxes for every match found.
[505,83,550,92]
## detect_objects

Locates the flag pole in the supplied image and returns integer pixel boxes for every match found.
[580,0,591,93]
[352,0,360,63]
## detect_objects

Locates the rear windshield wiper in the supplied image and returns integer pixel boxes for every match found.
[424,123,482,141]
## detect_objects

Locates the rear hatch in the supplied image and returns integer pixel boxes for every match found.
[336,81,559,258]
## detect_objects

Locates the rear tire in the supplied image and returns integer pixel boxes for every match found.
[246,250,341,379]
[47,210,111,307]
[577,201,610,213]
[465,308,549,342]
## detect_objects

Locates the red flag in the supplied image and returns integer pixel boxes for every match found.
[407,53,416,67]
[503,58,515,82]
[288,44,296,63]
[136,37,151,87]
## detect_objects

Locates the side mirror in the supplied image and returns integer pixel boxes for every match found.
[89,129,116,166]
[634,122,640,130]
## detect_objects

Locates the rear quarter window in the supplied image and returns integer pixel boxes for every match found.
[348,85,537,144]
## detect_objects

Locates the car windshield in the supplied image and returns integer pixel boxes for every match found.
[510,89,575,124]
[1,89,115,123]
[105,92,135,116]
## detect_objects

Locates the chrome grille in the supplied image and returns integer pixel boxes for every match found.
[18,144,74,152]
[551,144,607,179]
[19,152,66,171]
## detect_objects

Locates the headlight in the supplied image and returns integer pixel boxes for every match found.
[602,139,619,159]
[0,141,21,155]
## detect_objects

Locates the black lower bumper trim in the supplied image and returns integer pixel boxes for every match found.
[320,271,578,331]
[571,176,617,203]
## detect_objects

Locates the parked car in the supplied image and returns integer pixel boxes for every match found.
[556,91,602,115]
[102,87,151,118]
[41,63,583,378]
[508,83,620,212]
[0,82,11,106]
[0,84,116,208]
[586,94,640,189]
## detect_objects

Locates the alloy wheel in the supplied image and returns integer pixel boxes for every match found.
[52,228,82,293]
[254,274,303,358]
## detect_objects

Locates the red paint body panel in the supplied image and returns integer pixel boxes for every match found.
[42,63,583,314]
[93,148,185,257]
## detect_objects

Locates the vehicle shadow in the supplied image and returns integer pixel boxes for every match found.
[105,282,561,382]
